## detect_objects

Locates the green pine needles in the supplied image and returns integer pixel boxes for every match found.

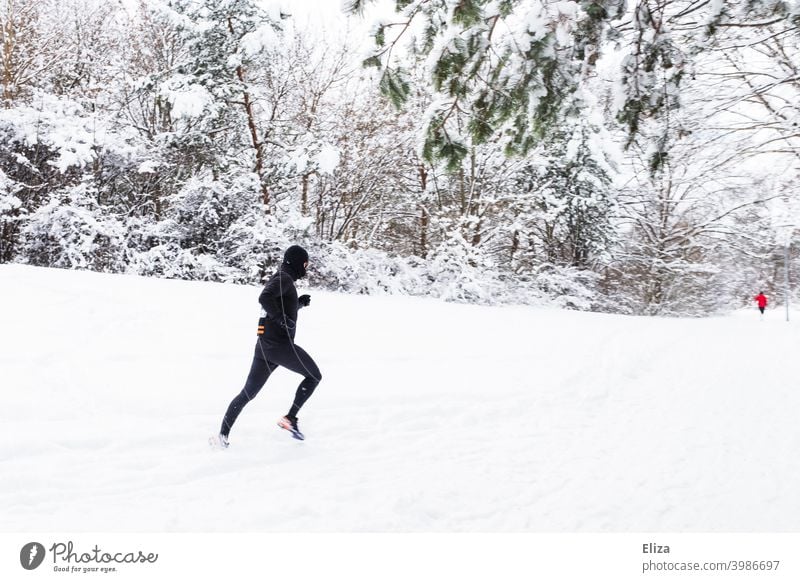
[350,0,796,174]
[353,0,598,170]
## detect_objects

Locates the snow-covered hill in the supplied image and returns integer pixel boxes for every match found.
[1,265,798,531]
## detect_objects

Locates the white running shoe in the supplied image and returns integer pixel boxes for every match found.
[209,433,229,449]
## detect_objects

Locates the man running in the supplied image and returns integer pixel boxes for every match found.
[213,245,322,447]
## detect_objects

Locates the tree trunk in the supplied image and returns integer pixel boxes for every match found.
[228,17,269,210]
[418,165,428,257]
[301,173,309,215]
[511,229,519,262]
[471,218,482,246]
[419,206,428,257]
[2,0,17,105]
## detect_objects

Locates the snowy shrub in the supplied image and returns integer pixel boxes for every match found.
[304,233,547,307]
[308,243,426,296]
[125,174,318,284]
[0,92,146,267]
[532,264,601,311]
[128,241,239,282]
[146,172,265,279]
[169,175,240,253]
[19,181,126,271]
[423,233,506,304]
[216,215,274,281]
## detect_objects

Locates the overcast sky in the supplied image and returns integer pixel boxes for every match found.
[275,0,394,28]
[271,0,398,57]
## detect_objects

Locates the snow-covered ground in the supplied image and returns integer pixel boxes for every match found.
[1,264,798,532]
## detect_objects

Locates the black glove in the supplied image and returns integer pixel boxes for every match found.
[278,317,296,332]
[298,294,311,308]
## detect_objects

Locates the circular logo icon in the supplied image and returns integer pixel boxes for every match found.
[20,542,46,570]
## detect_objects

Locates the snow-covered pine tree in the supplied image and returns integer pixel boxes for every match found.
[148,0,285,206]
[511,112,615,269]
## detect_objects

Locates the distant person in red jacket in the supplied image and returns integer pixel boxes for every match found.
[754,292,768,315]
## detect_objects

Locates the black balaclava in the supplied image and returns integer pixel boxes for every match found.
[282,245,309,280]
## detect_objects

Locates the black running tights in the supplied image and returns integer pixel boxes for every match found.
[220,340,322,437]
